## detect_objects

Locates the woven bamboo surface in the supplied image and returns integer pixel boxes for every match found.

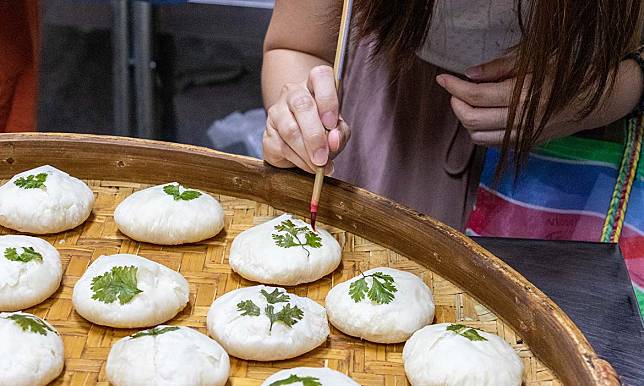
[3,180,561,386]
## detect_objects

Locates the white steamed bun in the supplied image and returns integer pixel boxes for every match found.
[107,325,230,386]
[325,267,434,343]
[207,285,329,361]
[0,235,63,311]
[0,165,94,234]
[261,367,360,386]
[72,254,189,328]
[229,214,341,285]
[403,323,524,386]
[114,182,225,245]
[0,312,64,386]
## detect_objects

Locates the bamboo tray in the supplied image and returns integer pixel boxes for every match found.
[0,133,618,385]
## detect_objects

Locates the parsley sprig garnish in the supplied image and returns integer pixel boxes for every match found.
[14,173,48,189]
[269,374,322,386]
[237,300,260,316]
[90,265,143,305]
[272,219,322,257]
[130,326,180,339]
[265,303,304,333]
[260,288,290,304]
[163,184,202,201]
[446,324,488,342]
[4,314,57,336]
[236,288,304,333]
[4,246,43,263]
[349,272,397,304]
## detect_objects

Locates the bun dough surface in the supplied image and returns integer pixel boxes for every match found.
[229,214,341,285]
[0,165,94,234]
[106,325,230,386]
[325,267,434,343]
[0,312,64,386]
[261,367,360,386]
[114,183,225,245]
[403,323,524,386]
[0,235,63,311]
[72,254,189,328]
[207,285,329,361]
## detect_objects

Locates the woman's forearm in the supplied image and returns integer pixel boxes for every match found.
[261,0,339,109]
[579,57,644,129]
[261,48,331,108]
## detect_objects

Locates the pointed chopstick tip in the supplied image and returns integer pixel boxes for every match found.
[310,201,319,230]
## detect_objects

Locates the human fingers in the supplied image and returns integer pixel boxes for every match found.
[469,129,517,146]
[450,97,508,131]
[464,55,517,82]
[436,74,513,107]
[284,83,329,167]
[263,122,296,168]
[269,99,318,171]
[328,117,351,157]
[264,123,316,173]
[307,65,339,130]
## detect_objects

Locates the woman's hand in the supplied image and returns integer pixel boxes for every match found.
[436,56,643,145]
[263,65,351,174]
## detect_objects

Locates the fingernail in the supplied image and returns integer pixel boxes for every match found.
[325,163,334,176]
[465,66,483,79]
[313,148,328,166]
[321,111,337,129]
[435,75,446,87]
[327,129,340,152]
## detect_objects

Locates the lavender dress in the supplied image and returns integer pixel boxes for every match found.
[334,41,484,230]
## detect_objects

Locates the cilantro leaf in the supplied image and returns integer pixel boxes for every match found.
[269,374,322,386]
[266,303,304,333]
[272,218,323,257]
[4,314,56,336]
[4,246,43,263]
[90,265,143,305]
[462,329,487,341]
[446,323,467,333]
[367,276,396,304]
[179,190,201,200]
[272,233,297,248]
[261,288,290,304]
[349,272,397,304]
[273,219,296,233]
[305,232,322,248]
[349,277,369,302]
[14,173,48,189]
[163,184,181,197]
[368,272,397,304]
[130,326,180,339]
[237,300,261,316]
[446,323,487,342]
[236,289,303,333]
[163,183,202,201]
[275,303,304,327]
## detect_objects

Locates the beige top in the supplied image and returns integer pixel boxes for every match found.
[417,0,522,74]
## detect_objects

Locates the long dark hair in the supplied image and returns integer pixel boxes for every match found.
[353,0,642,177]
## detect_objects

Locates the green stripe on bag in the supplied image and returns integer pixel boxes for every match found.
[535,136,644,179]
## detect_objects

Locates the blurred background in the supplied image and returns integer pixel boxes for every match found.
[40,0,273,157]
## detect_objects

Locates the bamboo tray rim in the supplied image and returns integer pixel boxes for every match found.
[0,132,619,385]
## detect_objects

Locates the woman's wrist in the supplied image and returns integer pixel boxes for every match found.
[578,56,644,131]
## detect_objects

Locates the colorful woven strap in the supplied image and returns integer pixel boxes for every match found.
[601,115,644,242]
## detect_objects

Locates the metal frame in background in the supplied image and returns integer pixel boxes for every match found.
[110,0,274,139]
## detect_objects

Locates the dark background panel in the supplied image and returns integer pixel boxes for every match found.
[39,1,270,146]
[475,237,644,386]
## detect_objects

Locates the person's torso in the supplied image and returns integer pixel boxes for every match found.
[417,0,522,74]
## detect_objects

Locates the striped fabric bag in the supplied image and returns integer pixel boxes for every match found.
[466,116,644,318]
